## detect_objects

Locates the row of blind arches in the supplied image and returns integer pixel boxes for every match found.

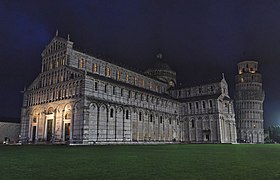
[98,106,178,125]
[93,81,178,108]
[27,80,82,106]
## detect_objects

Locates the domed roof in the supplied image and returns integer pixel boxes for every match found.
[147,54,174,72]
[150,60,173,71]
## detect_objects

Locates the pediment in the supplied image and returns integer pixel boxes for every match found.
[41,36,69,57]
[27,66,84,91]
[27,75,41,91]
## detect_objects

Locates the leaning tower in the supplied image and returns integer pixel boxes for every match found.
[235,61,265,143]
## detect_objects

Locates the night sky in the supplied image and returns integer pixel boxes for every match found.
[1,0,280,128]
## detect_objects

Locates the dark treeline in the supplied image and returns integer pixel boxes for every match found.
[266,126,280,143]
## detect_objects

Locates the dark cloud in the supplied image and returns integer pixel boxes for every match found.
[0,0,280,127]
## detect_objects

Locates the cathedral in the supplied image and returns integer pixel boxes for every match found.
[20,34,238,144]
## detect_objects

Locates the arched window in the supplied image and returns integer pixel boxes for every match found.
[150,114,153,122]
[126,110,129,119]
[126,74,129,82]
[107,67,111,77]
[191,120,195,128]
[134,77,137,85]
[209,100,213,108]
[112,86,116,95]
[110,109,114,118]
[94,82,98,91]
[139,112,142,121]
[117,70,121,80]
[160,116,163,124]
[202,101,206,108]
[65,112,71,119]
[93,63,97,72]
[121,88,123,96]
[79,58,85,69]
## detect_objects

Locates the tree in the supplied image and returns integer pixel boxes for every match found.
[268,126,280,143]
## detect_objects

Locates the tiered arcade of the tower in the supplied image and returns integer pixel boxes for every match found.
[235,61,265,143]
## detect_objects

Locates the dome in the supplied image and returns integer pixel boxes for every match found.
[149,60,173,71]
[146,54,174,72]
[144,54,177,87]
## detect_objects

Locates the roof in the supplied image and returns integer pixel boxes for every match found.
[0,117,20,123]
[178,94,221,102]
[147,59,174,72]
[86,71,178,101]
[176,77,223,89]
[72,48,168,84]
[237,60,258,65]
[223,96,233,101]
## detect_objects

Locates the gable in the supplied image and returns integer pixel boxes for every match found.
[41,36,69,57]
[27,75,41,91]
[28,65,84,91]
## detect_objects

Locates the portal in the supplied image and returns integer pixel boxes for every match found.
[47,119,53,141]
[32,126,36,142]
[65,123,70,141]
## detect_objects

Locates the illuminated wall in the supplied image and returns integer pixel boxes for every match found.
[235,61,265,143]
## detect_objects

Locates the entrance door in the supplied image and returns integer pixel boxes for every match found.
[32,126,36,142]
[203,131,210,142]
[65,123,70,141]
[47,119,53,141]
[206,134,210,141]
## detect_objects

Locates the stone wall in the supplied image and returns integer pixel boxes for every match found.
[0,122,20,143]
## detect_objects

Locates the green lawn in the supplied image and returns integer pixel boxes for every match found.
[0,144,280,180]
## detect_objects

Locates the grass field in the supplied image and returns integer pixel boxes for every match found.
[0,144,280,179]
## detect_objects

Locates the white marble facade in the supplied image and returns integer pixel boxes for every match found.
[21,35,237,144]
[235,61,265,143]
[169,76,237,143]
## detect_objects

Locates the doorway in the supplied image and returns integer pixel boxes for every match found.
[203,130,211,142]
[65,123,70,141]
[32,126,36,142]
[47,119,53,141]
